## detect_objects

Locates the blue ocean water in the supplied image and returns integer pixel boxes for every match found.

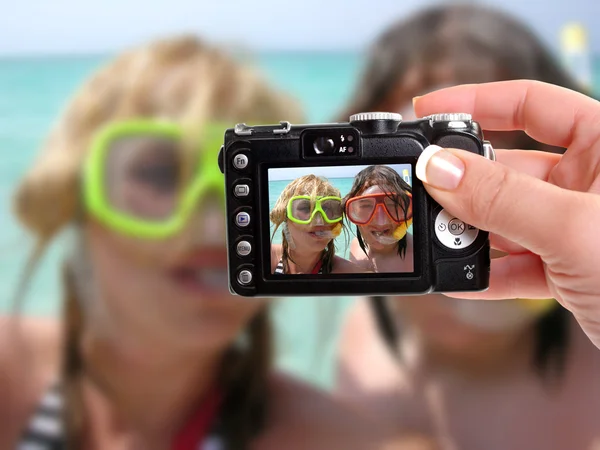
[1,51,599,388]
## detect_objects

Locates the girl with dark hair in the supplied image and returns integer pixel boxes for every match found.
[343,165,414,273]
[335,5,600,450]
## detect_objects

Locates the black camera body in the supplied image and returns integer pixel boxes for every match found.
[218,112,494,297]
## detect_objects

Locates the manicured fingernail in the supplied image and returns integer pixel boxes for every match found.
[416,145,465,190]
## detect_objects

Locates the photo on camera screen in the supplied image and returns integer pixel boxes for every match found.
[268,164,414,275]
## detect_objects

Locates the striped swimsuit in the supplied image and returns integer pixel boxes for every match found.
[17,385,225,450]
[17,384,63,450]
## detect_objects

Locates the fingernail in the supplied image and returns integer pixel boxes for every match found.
[412,96,422,108]
[416,145,465,190]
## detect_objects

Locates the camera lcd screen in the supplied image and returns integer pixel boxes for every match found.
[267,163,414,275]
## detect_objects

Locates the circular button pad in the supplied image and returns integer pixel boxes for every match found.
[434,209,479,249]
[448,218,466,236]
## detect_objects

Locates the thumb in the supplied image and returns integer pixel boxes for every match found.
[416,145,578,259]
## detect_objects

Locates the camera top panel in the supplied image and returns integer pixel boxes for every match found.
[227,112,483,139]
[219,112,489,172]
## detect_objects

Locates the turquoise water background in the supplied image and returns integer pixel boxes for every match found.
[1,52,599,389]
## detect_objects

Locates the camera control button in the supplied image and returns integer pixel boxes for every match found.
[448,218,466,236]
[234,184,250,198]
[435,209,478,249]
[237,269,253,285]
[235,211,251,228]
[236,241,252,257]
[233,153,249,170]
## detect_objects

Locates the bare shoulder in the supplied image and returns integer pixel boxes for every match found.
[349,239,373,271]
[254,372,437,450]
[0,314,62,382]
[0,315,62,447]
[334,298,402,399]
[349,238,366,260]
[332,255,368,274]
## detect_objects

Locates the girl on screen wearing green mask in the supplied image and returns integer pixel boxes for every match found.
[270,175,364,275]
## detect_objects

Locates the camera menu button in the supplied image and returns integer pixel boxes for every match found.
[435,209,478,249]
[236,240,252,257]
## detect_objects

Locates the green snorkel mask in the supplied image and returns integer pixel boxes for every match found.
[83,119,226,240]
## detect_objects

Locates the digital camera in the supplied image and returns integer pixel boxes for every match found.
[217,112,495,297]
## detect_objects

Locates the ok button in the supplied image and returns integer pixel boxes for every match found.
[448,218,465,236]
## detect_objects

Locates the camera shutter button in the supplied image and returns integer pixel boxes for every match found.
[427,113,472,123]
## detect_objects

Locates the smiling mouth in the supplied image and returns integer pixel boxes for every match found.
[308,229,332,238]
[168,249,230,294]
[169,267,229,292]
[371,227,393,237]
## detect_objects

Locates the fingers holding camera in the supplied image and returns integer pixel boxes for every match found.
[494,149,561,181]
[416,144,600,348]
[413,80,600,150]
[482,149,562,255]
[415,145,577,258]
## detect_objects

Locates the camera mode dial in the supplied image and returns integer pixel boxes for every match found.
[349,112,402,135]
[349,112,403,122]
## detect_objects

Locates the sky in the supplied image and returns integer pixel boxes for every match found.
[268,164,412,182]
[1,0,599,55]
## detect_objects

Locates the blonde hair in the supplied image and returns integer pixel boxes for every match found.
[15,35,302,241]
[270,175,343,274]
[12,34,304,449]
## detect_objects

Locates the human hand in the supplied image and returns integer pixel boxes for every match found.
[413,80,600,349]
